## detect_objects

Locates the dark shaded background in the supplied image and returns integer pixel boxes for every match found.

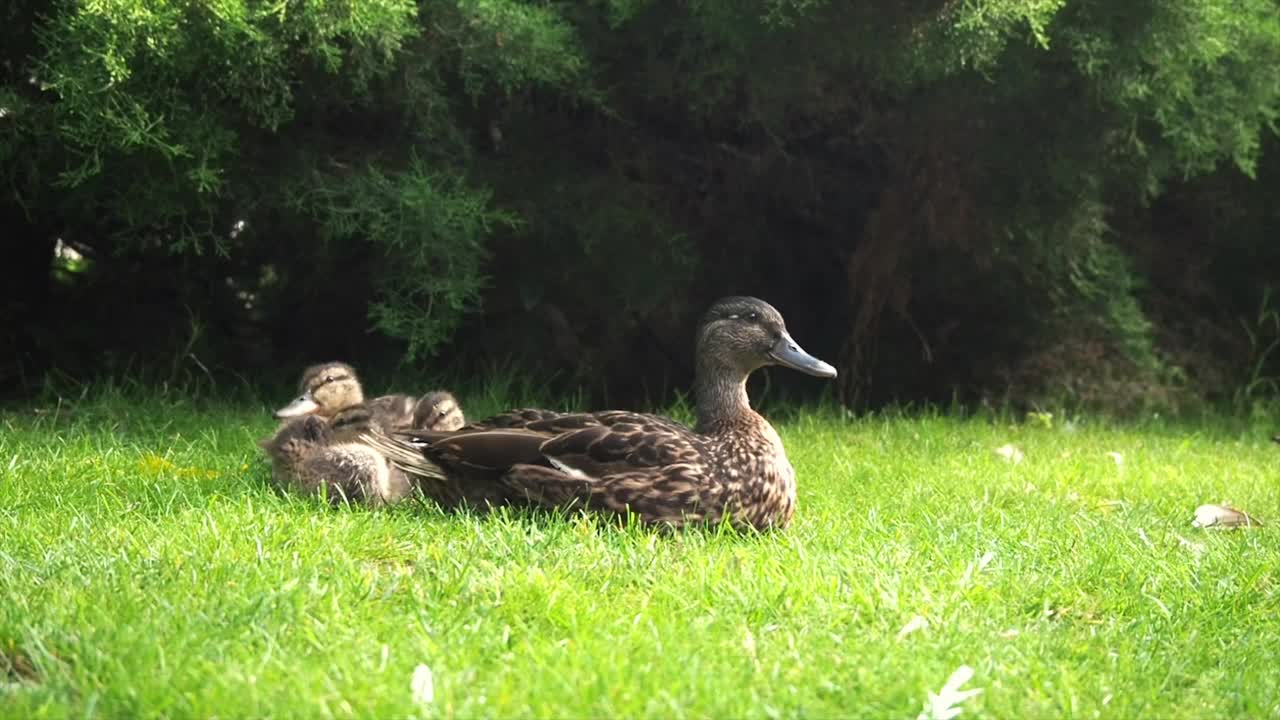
[4,1,1279,414]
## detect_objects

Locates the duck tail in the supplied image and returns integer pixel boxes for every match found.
[359,431,447,481]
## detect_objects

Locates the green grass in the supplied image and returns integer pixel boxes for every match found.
[2,388,1279,718]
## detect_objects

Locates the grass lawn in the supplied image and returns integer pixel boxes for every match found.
[2,388,1278,718]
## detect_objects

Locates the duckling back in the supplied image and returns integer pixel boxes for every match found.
[365,393,417,430]
[298,442,412,507]
[259,417,411,506]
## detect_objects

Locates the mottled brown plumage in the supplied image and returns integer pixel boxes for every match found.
[365,297,837,529]
[259,362,467,505]
[258,414,413,506]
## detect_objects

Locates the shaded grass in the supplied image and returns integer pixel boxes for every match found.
[1,388,1278,718]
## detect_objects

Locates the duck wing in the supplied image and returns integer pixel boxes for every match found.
[533,412,704,479]
[389,412,674,476]
[460,407,689,435]
[425,428,551,472]
[464,408,595,431]
[500,414,708,523]
[366,409,712,521]
[506,412,728,524]
[504,464,707,524]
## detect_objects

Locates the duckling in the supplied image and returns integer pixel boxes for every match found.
[258,414,411,507]
[275,362,415,431]
[275,361,467,432]
[365,296,837,529]
[413,391,467,431]
[260,362,467,505]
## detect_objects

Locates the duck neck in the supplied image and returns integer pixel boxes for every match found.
[694,361,753,433]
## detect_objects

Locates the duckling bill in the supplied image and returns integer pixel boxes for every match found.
[365,296,836,529]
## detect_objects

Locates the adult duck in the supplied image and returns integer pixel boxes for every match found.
[367,297,836,529]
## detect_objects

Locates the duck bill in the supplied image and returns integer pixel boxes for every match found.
[274,393,320,418]
[769,332,838,378]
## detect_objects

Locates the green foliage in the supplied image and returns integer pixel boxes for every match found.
[299,158,518,360]
[682,0,1280,409]
[496,167,700,315]
[1234,287,1280,416]
[1015,195,1160,370]
[595,0,653,29]
[452,0,592,97]
[4,0,597,364]
[1061,0,1280,187]
[904,0,1070,81]
[33,0,419,189]
[1063,240,1156,365]
[4,0,1280,408]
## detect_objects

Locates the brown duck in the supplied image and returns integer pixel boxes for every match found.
[366,297,837,529]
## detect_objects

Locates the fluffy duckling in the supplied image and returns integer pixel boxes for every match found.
[413,391,467,431]
[275,361,466,432]
[260,362,467,505]
[275,362,413,430]
[258,414,412,507]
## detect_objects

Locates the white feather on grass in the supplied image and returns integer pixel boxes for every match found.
[918,665,983,720]
[411,664,434,707]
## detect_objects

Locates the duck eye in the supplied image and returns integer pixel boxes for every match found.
[746,312,760,322]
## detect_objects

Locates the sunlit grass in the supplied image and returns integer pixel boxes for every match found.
[1,389,1278,718]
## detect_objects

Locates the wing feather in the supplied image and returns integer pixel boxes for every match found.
[464,408,589,431]
[424,429,550,472]
[536,415,704,479]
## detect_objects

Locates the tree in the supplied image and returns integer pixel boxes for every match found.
[3,0,1279,411]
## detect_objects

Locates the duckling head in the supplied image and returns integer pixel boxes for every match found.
[257,414,332,461]
[274,361,366,419]
[413,390,466,431]
[696,297,837,379]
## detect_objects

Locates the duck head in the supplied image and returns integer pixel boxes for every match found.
[413,391,466,431]
[274,362,366,419]
[696,297,837,379]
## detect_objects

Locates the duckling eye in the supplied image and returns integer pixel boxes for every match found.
[746,311,760,322]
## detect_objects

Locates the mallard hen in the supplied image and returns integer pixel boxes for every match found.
[366,296,836,529]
